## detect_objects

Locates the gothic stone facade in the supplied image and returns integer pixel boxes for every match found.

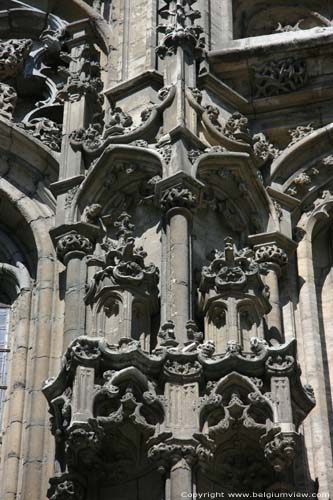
[0,1,333,499]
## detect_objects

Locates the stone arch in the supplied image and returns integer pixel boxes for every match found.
[0,143,59,499]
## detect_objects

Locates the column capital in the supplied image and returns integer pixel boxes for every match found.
[50,222,100,265]
[155,171,204,215]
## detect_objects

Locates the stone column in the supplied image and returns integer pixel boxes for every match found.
[0,288,32,500]
[51,223,99,349]
[255,244,288,344]
[156,173,203,345]
[249,234,296,345]
[170,457,192,499]
[167,207,192,340]
[296,233,333,492]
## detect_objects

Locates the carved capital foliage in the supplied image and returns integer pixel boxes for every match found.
[160,185,197,211]
[56,232,93,264]
[252,57,307,99]
[156,172,203,213]
[156,0,205,59]
[255,244,288,269]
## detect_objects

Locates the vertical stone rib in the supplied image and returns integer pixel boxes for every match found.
[297,235,333,493]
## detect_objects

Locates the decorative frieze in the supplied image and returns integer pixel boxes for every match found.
[252,57,307,98]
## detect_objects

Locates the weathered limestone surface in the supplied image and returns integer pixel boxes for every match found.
[0,1,333,499]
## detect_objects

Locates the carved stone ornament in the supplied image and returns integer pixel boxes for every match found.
[163,358,202,381]
[252,133,281,163]
[17,118,62,151]
[156,0,205,59]
[0,83,17,119]
[200,237,261,293]
[57,44,103,103]
[185,320,203,345]
[158,319,178,347]
[56,232,93,264]
[69,123,104,154]
[85,213,159,305]
[0,38,32,80]
[224,112,251,142]
[275,21,304,33]
[288,123,315,146]
[199,374,274,445]
[262,432,297,472]
[47,473,86,500]
[253,57,307,99]
[160,185,197,211]
[265,353,295,376]
[288,168,319,197]
[148,437,214,470]
[104,106,133,137]
[255,244,288,268]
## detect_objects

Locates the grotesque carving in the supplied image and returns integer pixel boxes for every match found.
[262,433,297,472]
[253,57,307,98]
[288,123,315,146]
[47,474,86,500]
[17,118,62,151]
[158,320,178,347]
[252,133,281,163]
[85,212,159,305]
[0,83,17,119]
[224,112,251,142]
[104,107,133,137]
[0,38,32,80]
